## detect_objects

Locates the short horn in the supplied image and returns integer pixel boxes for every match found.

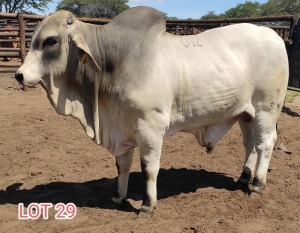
[67,14,73,25]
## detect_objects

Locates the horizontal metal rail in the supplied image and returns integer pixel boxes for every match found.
[288,86,300,92]
[167,15,296,24]
[0,12,299,89]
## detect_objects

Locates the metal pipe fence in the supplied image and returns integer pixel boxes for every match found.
[0,12,299,87]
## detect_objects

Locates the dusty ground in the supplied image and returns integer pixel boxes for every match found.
[0,73,299,233]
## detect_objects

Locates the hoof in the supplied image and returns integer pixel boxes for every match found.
[135,205,154,218]
[249,191,261,199]
[248,177,265,195]
[238,177,250,186]
[111,196,125,205]
[238,169,252,185]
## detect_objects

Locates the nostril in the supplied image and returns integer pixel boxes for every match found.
[15,72,24,84]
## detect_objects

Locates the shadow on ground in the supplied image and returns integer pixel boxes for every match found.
[0,168,242,213]
[282,106,300,117]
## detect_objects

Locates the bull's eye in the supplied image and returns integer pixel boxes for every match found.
[43,37,57,48]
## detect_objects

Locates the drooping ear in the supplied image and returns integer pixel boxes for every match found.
[71,34,100,72]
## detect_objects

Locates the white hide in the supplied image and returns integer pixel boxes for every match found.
[17,20,288,157]
[16,7,289,212]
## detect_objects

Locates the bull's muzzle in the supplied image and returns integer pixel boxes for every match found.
[15,72,24,85]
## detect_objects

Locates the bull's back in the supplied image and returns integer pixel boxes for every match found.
[157,23,288,130]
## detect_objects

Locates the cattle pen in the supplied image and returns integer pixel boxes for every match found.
[0,12,300,88]
[0,9,300,232]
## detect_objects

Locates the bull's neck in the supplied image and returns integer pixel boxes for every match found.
[80,22,120,94]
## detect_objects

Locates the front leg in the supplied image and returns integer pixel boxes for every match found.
[136,133,163,215]
[139,153,161,215]
[112,150,134,204]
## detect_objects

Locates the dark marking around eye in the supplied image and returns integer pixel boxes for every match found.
[43,37,57,48]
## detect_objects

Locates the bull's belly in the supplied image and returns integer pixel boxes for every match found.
[167,112,237,136]
[166,100,251,152]
[166,94,251,136]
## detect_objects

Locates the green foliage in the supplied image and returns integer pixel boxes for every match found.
[201,11,225,20]
[201,0,300,19]
[224,1,261,18]
[285,90,300,103]
[160,11,178,20]
[0,0,52,13]
[56,0,129,18]
[261,0,300,16]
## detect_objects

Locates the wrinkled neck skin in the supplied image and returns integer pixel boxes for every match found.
[42,21,132,156]
[43,72,95,140]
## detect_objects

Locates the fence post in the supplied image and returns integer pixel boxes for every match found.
[17,13,28,91]
[175,25,179,35]
[183,25,187,35]
[17,13,26,63]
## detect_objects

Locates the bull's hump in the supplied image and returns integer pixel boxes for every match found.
[109,6,166,33]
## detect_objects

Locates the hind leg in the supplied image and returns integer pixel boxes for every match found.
[250,112,278,194]
[238,119,258,186]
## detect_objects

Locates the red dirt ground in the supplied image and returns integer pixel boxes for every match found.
[0,73,299,232]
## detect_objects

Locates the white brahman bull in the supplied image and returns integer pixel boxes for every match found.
[15,6,289,215]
